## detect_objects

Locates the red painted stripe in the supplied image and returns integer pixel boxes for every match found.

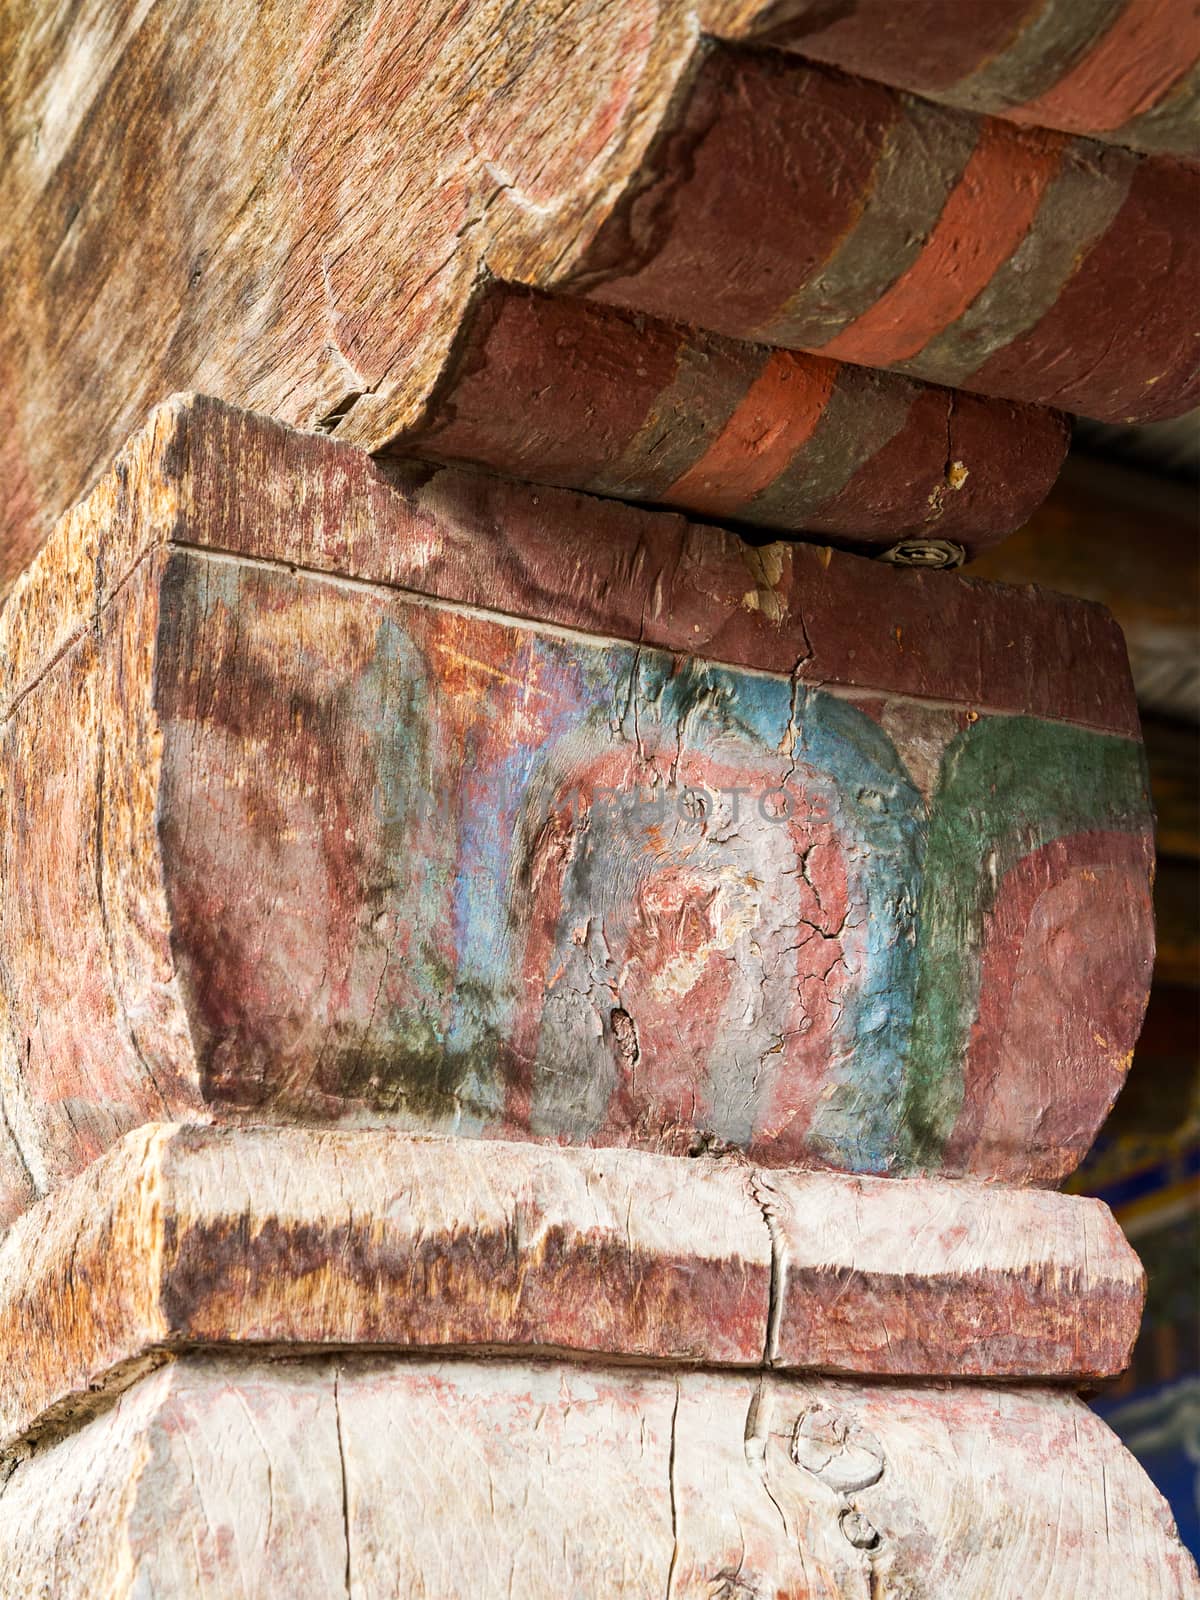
[818,122,1064,368]
[663,349,837,515]
[1007,0,1200,134]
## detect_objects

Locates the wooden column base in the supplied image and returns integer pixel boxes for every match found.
[0,1124,1147,1453]
[2,1352,1195,1599]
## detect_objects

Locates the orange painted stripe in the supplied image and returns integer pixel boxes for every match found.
[1008,0,1200,135]
[664,349,838,515]
[818,122,1063,369]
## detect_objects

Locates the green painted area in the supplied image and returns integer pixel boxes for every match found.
[899,716,1150,1170]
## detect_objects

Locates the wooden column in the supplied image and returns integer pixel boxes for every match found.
[0,398,1194,1595]
[1,3,1197,1593]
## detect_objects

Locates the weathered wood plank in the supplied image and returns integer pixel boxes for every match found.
[0,1124,1146,1450]
[1,1354,1195,1598]
[2,2,1196,590]
[758,1168,1143,1378]
[395,283,1070,554]
[0,398,1155,1218]
[0,1125,768,1450]
[763,0,1200,158]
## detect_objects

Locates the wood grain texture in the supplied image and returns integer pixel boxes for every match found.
[0,1123,768,1451]
[766,0,1200,158]
[757,1167,1143,1379]
[581,49,1199,428]
[1,1353,1196,1598]
[0,397,1139,732]
[0,398,1155,1218]
[395,284,1070,552]
[1,0,1195,590]
[0,1123,1146,1450]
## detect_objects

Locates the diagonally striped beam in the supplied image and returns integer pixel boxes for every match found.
[751,0,1200,160]
[394,286,1069,555]
[2,0,1196,592]
[577,50,1199,427]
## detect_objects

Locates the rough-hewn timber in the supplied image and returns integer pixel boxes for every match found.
[0,1123,1147,1450]
[1,1354,1196,1599]
[767,0,1200,159]
[0,398,1155,1220]
[389,284,1071,552]
[2,0,1197,591]
[756,1163,1144,1378]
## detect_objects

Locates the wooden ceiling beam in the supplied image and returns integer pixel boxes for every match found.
[751,0,1200,159]
[2,2,1196,595]
[389,284,1069,556]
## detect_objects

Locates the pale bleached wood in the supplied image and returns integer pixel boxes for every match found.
[0,1124,1147,1452]
[0,1124,770,1454]
[0,1353,1195,1598]
[0,399,1155,1222]
[760,1168,1143,1379]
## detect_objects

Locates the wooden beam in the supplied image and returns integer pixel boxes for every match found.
[0,1123,1146,1451]
[1,1353,1194,1598]
[2,3,1196,592]
[760,0,1200,159]
[389,284,1070,555]
[0,399,1155,1223]
[579,47,1199,427]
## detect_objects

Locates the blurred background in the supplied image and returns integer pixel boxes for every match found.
[973,416,1199,1556]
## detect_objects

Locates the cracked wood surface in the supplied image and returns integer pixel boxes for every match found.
[0,1124,1147,1451]
[0,398,1142,735]
[2,2,1197,592]
[382,284,1071,556]
[765,0,1200,159]
[0,1353,1196,1598]
[0,399,1155,1219]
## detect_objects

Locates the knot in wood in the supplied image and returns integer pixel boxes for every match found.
[790,1406,886,1493]
[878,538,966,569]
[840,1507,882,1550]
